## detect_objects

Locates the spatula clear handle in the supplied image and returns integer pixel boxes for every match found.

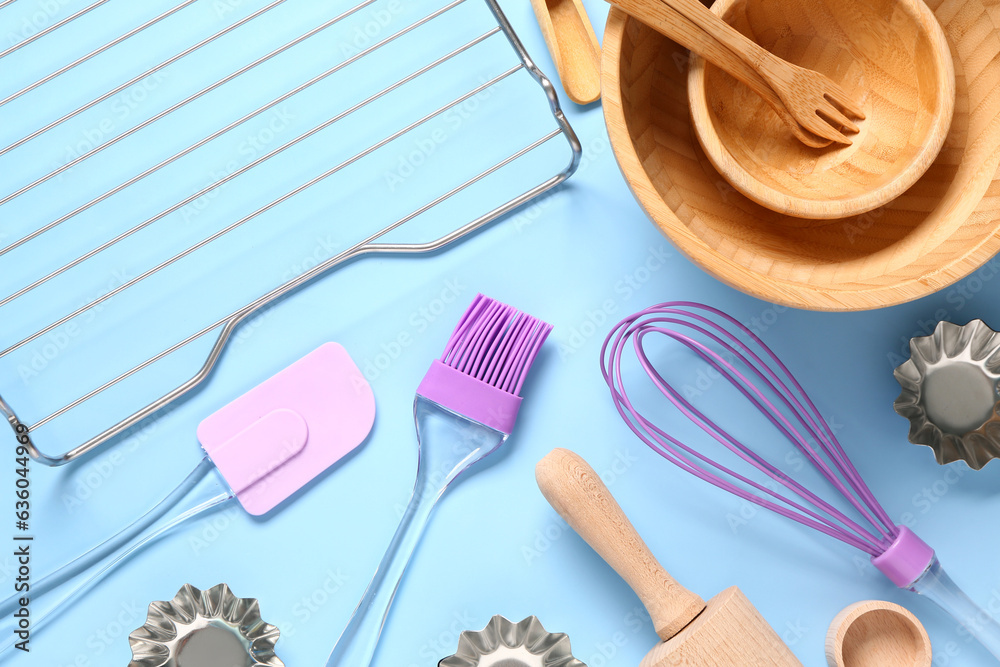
[0,456,233,653]
[325,397,507,667]
[910,557,1000,661]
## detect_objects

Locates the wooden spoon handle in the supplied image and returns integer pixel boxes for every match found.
[607,0,761,81]
[605,0,831,147]
[536,448,706,641]
[654,0,772,69]
[605,1,771,113]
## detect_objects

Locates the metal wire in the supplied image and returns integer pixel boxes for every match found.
[0,0,581,465]
[0,0,200,106]
[0,0,485,308]
[1,65,521,358]
[0,0,110,60]
[0,0,292,158]
[0,0,374,196]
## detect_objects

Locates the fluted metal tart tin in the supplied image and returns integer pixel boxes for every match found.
[128,583,283,666]
[894,319,1000,469]
[439,615,585,667]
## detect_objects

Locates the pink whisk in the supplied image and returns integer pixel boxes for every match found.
[601,301,1000,660]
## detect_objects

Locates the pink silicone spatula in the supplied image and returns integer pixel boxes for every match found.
[0,342,374,652]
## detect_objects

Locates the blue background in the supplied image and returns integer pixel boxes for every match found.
[2,0,1000,665]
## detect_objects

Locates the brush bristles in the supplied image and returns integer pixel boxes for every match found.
[441,294,552,396]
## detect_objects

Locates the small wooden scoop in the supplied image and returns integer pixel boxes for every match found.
[826,601,931,667]
[536,448,803,667]
[530,0,602,104]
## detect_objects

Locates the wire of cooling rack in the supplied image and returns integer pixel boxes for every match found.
[0,0,581,465]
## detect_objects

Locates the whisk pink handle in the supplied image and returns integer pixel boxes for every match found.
[536,448,707,640]
[871,527,935,588]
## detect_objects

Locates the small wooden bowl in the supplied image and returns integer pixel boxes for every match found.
[602,0,1000,311]
[826,601,931,667]
[687,0,955,220]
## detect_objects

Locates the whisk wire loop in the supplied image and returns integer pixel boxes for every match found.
[601,302,898,555]
[636,326,885,551]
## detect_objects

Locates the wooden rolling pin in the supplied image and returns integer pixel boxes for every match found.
[536,448,803,667]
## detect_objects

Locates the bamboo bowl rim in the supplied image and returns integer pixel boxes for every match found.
[687,0,955,220]
[601,3,1000,311]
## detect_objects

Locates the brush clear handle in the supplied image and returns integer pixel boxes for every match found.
[0,457,233,653]
[325,397,507,667]
[910,557,1000,660]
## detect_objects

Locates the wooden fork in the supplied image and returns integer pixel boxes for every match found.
[608,0,865,146]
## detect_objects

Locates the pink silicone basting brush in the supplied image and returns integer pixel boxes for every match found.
[326,294,552,667]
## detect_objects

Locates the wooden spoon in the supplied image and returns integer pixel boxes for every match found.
[530,0,602,104]
[827,601,932,667]
[606,0,863,145]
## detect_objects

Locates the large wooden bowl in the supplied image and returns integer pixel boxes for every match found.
[602,0,1000,311]
[687,0,955,220]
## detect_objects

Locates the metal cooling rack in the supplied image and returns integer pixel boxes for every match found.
[0,0,580,466]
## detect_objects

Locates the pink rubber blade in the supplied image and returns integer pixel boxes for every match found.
[197,342,375,515]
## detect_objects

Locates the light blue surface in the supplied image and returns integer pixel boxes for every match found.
[2,0,1000,665]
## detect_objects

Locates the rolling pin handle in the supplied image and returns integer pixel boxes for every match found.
[536,447,707,640]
